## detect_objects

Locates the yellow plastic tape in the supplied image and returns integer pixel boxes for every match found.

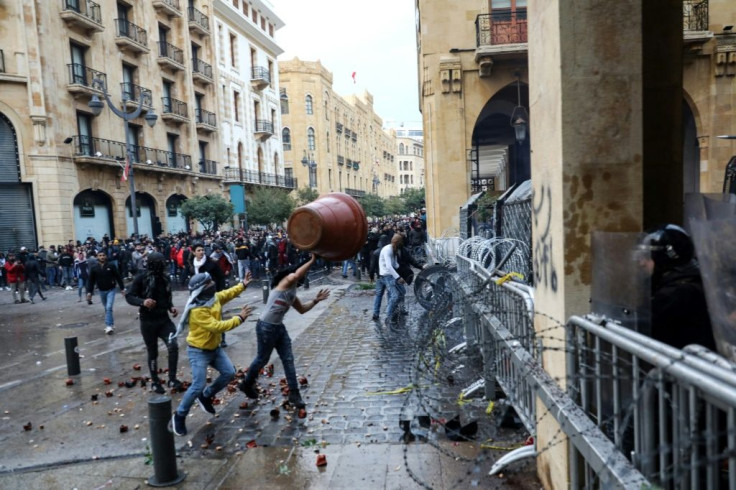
[366,384,415,396]
[495,272,524,285]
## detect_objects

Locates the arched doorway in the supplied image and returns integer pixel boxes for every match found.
[470,82,530,192]
[165,194,188,234]
[73,190,114,242]
[125,192,157,238]
[0,112,37,251]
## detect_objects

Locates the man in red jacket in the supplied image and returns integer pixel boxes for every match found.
[4,253,27,303]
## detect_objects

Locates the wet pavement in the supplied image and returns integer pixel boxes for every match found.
[0,273,540,489]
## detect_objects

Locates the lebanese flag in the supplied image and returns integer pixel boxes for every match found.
[351,71,356,84]
[121,157,130,182]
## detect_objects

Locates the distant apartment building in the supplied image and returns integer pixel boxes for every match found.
[0,0,230,248]
[213,0,292,228]
[279,58,399,199]
[395,128,424,194]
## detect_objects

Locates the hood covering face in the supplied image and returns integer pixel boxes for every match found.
[170,272,217,341]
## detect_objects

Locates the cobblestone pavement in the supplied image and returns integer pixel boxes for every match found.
[0,272,540,488]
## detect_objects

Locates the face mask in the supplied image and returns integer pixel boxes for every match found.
[198,283,216,301]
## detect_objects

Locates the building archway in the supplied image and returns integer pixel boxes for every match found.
[0,112,37,251]
[125,192,157,238]
[165,194,188,234]
[682,97,700,194]
[73,189,114,243]
[470,82,530,192]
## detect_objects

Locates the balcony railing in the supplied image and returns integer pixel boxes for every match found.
[683,0,708,31]
[115,19,149,49]
[199,159,217,175]
[66,64,106,94]
[192,57,213,81]
[152,0,182,17]
[195,108,216,127]
[476,10,527,46]
[188,6,210,35]
[61,0,104,30]
[162,97,188,118]
[254,119,273,134]
[121,82,152,107]
[336,122,343,134]
[69,135,193,172]
[223,168,297,189]
[251,66,270,89]
[344,188,366,198]
[158,41,185,67]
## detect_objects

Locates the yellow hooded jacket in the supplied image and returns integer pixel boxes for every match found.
[186,282,245,350]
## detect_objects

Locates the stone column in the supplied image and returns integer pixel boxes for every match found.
[528,0,682,487]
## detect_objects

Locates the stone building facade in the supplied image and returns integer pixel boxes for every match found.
[279,58,399,199]
[395,131,425,194]
[213,0,292,229]
[0,0,225,250]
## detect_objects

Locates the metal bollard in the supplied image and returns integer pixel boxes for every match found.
[356,266,361,282]
[147,396,186,487]
[262,279,270,304]
[64,337,81,376]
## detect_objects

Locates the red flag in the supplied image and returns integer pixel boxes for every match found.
[121,156,130,182]
[351,71,356,84]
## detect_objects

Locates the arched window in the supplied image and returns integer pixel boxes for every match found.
[307,127,315,150]
[399,143,405,155]
[305,95,313,115]
[282,128,291,151]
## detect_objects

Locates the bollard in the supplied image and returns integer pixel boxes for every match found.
[147,396,186,487]
[355,266,361,282]
[262,279,270,304]
[64,337,81,376]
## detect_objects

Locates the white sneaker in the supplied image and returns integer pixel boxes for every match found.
[4,287,9,291]
[66,286,73,291]
[105,326,114,335]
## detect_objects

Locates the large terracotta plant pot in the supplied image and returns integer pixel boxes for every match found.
[287,192,368,261]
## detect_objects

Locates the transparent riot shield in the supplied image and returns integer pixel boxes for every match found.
[590,231,651,334]
[689,219,736,361]
[684,193,736,230]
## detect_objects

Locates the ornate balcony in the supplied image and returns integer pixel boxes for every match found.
[344,188,366,198]
[188,7,210,37]
[223,168,296,189]
[474,11,527,76]
[152,0,182,18]
[250,66,270,90]
[161,97,189,125]
[68,135,194,175]
[195,108,216,133]
[121,82,153,111]
[683,0,713,46]
[157,41,185,71]
[192,57,213,85]
[115,19,150,54]
[60,0,104,34]
[66,64,106,98]
[254,119,273,141]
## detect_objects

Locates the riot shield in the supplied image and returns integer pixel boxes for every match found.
[689,219,736,361]
[590,231,651,334]
[684,193,736,230]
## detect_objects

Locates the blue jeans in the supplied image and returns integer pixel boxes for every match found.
[373,276,388,317]
[384,276,402,321]
[99,289,116,327]
[244,320,298,390]
[342,259,356,277]
[46,267,56,286]
[62,266,74,286]
[237,259,251,279]
[78,277,86,298]
[176,346,235,416]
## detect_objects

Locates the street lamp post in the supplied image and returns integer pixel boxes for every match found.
[88,78,157,237]
[301,150,317,188]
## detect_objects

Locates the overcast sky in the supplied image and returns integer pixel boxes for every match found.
[273,0,422,128]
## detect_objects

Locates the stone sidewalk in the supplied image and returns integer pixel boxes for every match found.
[0,272,539,489]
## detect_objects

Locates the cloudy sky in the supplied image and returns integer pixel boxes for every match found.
[272,0,422,128]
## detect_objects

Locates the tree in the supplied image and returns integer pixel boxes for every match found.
[384,196,406,216]
[295,186,320,206]
[358,193,385,218]
[180,194,234,233]
[402,187,426,213]
[247,187,295,227]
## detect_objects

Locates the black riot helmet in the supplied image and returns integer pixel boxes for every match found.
[641,224,694,270]
[146,252,166,275]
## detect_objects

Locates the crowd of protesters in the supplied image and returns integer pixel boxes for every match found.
[0,207,428,305]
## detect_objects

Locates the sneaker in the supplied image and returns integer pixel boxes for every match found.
[288,389,306,409]
[238,380,259,399]
[196,393,216,415]
[170,413,187,436]
[104,326,114,335]
[14,300,20,304]
[371,314,379,321]
[167,379,184,392]
[151,381,166,394]
[220,339,228,348]
[4,287,10,291]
